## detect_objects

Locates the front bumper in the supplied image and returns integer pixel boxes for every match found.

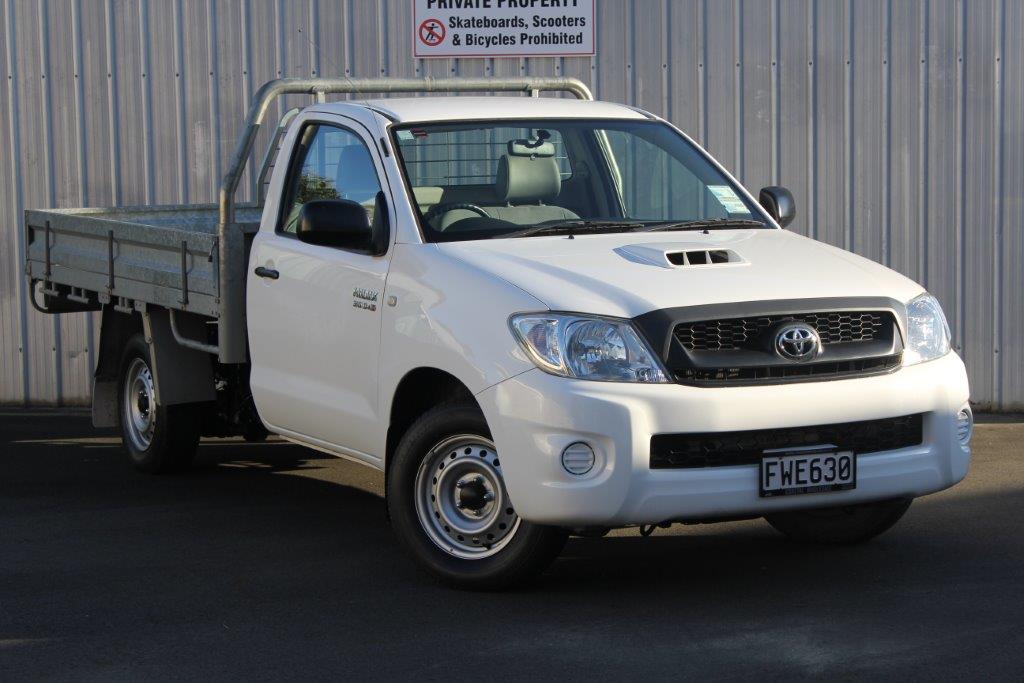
[476,351,971,526]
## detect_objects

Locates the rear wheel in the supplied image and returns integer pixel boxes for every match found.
[765,498,913,545]
[387,403,567,589]
[118,334,201,473]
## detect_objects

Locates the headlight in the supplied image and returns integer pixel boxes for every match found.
[903,293,951,365]
[510,313,669,383]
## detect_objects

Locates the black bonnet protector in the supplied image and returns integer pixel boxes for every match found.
[632,297,908,387]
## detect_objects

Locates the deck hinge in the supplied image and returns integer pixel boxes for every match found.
[114,296,134,314]
[67,287,90,304]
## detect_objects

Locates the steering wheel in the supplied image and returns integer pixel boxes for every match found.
[423,202,491,225]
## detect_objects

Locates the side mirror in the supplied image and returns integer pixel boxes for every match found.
[296,199,373,251]
[296,198,386,254]
[299,197,389,255]
[758,186,796,227]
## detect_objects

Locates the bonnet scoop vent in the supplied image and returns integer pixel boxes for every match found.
[615,242,747,269]
[666,249,734,266]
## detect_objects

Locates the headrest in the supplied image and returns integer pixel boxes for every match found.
[508,139,556,157]
[411,186,444,206]
[336,144,379,197]
[496,154,562,204]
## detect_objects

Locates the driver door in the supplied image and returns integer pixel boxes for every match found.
[247,116,392,463]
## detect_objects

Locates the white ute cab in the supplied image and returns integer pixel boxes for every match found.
[25,78,972,589]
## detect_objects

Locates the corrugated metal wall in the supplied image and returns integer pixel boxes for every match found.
[1,0,1021,409]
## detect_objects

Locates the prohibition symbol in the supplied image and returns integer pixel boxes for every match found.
[418,18,446,47]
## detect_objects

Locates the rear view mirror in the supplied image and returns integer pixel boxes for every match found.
[758,186,796,228]
[296,198,386,254]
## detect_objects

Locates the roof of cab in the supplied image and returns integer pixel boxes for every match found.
[309,96,650,124]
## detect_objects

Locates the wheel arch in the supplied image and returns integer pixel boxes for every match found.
[385,367,481,484]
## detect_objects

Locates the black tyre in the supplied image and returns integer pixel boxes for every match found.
[118,334,201,474]
[765,498,913,545]
[387,402,567,590]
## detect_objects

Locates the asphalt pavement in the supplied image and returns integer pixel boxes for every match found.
[2,410,1022,680]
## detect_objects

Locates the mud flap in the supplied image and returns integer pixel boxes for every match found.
[140,309,216,407]
[92,307,216,428]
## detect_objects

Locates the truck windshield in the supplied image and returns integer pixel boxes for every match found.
[391,118,770,242]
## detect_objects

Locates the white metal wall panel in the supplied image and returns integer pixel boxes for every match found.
[1003,0,1023,408]
[0,0,24,402]
[0,0,1020,409]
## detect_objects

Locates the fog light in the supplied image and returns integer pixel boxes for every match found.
[956,405,973,445]
[561,442,595,475]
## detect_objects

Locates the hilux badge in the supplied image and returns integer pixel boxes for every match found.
[352,287,379,311]
[775,323,821,362]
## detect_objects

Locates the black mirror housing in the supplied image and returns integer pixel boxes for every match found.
[296,198,387,254]
[758,186,797,228]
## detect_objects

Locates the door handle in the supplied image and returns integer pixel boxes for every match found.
[254,266,279,280]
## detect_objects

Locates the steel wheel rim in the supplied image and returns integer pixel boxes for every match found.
[123,358,156,451]
[414,434,521,560]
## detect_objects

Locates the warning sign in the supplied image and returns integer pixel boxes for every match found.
[418,18,446,47]
[413,0,595,58]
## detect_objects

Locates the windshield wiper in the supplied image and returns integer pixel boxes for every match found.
[498,217,763,239]
[501,219,646,239]
[639,218,767,232]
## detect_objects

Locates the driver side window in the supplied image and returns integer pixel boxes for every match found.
[279,123,383,235]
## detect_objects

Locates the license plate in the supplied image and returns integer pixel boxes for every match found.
[759,447,856,497]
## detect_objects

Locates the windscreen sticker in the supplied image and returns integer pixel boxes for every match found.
[707,185,751,215]
[396,130,415,141]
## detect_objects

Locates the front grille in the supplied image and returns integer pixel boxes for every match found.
[650,414,923,469]
[675,311,887,351]
[675,354,902,385]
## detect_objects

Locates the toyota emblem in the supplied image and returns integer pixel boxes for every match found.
[775,323,821,362]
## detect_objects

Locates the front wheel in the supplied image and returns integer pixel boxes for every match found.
[118,334,201,474]
[765,498,913,545]
[387,403,567,589]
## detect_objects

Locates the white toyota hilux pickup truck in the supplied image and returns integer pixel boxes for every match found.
[25,78,972,588]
